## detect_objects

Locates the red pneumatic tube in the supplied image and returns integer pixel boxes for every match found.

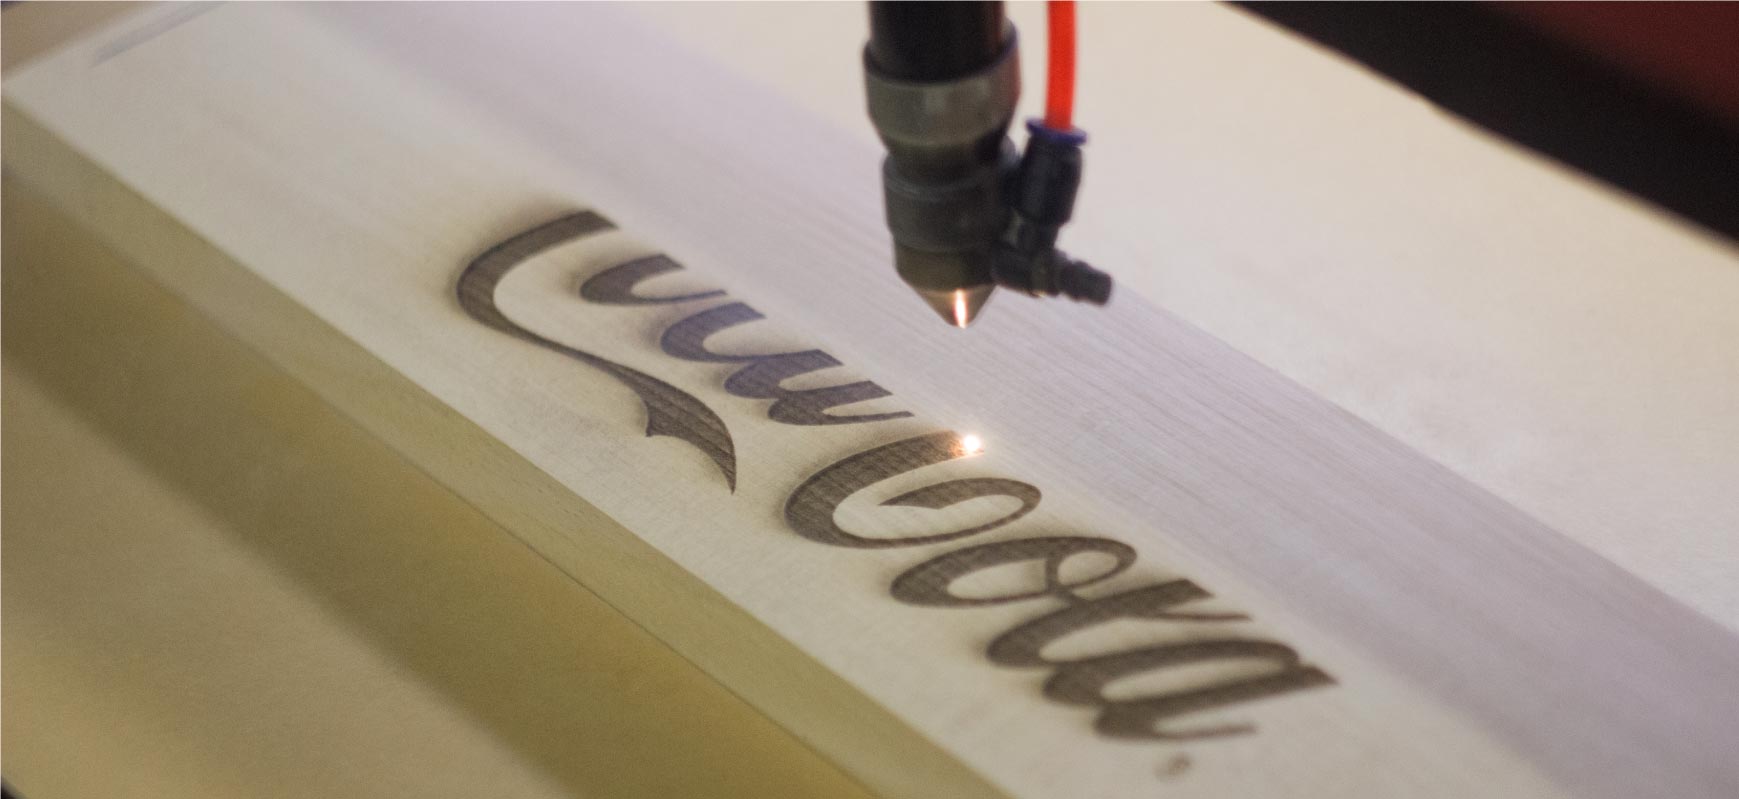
[1045,0,1077,131]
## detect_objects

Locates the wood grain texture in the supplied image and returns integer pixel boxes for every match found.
[636,1,1739,632]
[1,178,879,799]
[6,5,1737,798]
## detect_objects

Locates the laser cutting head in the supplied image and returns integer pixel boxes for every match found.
[864,17,1018,328]
[864,1,1111,328]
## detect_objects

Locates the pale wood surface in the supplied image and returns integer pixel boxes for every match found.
[5,4,1737,799]
[6,10,876,796]
[2,178,878,799]
[632,1,1739,634]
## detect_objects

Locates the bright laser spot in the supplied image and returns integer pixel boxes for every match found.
[959,433,984,457]
[953,290,969,328]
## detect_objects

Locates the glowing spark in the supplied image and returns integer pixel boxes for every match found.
[953,290,969,328]
[959,433,984,457]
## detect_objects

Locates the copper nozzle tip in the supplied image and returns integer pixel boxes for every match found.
[916,286,994,328]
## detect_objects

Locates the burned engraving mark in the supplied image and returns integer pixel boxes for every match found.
[794,432,1333,740]
[890,536,1138,607]
[661,302,914,426]
[984,580,1331,741]
[579,254,727,306]
[461,208,1338,753]
[458,211,738,490]
[785,431,1041,548]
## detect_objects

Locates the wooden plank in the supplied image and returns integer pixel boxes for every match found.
[637,1,1739,632]
[6,5,1737,798]
[1,1,138,71]
[0,178,879,799]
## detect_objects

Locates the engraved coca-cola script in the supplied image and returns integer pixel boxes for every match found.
[457,210,1334,748]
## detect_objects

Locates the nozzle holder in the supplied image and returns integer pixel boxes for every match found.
[866,32,1020,309]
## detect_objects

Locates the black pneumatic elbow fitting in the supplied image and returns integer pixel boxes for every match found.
[994,121,1111,305]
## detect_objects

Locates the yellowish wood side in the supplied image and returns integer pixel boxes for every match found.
[2,2,137,70]
[2,176,884,799]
